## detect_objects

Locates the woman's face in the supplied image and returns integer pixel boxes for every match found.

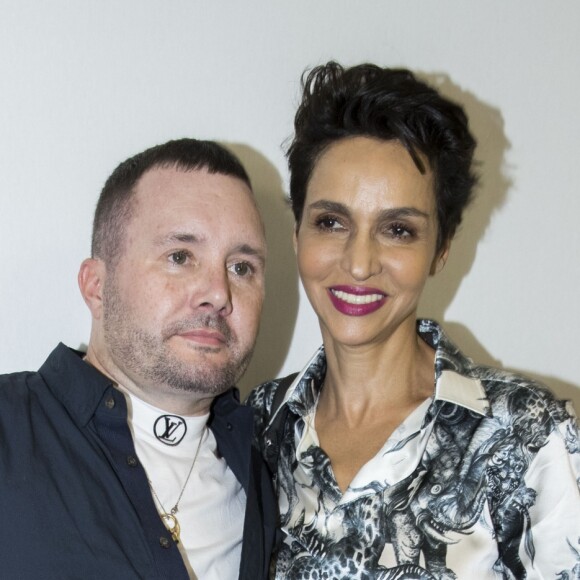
[295,136,447,348]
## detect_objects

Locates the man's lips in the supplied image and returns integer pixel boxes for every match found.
[176,329,226,346]
[328,285,387,316]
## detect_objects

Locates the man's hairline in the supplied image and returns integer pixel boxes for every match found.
[96,162,261,274]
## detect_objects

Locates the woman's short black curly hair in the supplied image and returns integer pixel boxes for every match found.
[287,62,478,250]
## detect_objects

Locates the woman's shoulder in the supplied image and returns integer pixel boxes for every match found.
[427,320,575,428]
[245,374,300,450]
[246,378,280,415]
[469,363,576,431]
[246,372,299,424]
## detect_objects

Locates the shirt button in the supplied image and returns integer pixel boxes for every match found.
[226,422,233,431]
[105,397,115,409]
[126,455,138,467]
[159,537,171,549]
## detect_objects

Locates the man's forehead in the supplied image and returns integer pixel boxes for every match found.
[136,164,249,191]
[126,167,265,248]
[131,166,255,211]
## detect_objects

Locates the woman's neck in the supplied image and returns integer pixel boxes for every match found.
[318,320,435,424]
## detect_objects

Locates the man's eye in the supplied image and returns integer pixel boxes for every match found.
[169,250,190,265]
[229,262,253,277]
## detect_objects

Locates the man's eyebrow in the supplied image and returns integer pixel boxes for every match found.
[233,244,266,266]
[153,232,203,246]
[153,235,265,265]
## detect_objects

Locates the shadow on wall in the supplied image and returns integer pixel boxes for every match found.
[226,144,299,398]
[418,71,512,323]
[442,322,580,412]
[417,72,580,410]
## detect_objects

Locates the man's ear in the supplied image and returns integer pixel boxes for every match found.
[78,258,106,320]
[430,240,450,276]
[292,226,298,255]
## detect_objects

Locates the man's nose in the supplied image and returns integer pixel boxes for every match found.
[189,266,233,316]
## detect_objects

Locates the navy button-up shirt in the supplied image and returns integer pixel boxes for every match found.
[0,344,275,579]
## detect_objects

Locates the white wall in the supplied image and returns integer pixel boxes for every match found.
[1,1,578,410]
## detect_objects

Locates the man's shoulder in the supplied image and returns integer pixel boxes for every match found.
[0,369,36,383]
[0,368,43,398]
[0,369,51,438]
[210,387,256,437]
[0,344,90,410]
[0,344,66,390]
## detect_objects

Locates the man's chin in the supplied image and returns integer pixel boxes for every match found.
[159,340,253,393]
[164,371,237,396]
[160,356,244,393]
[171,348,234,374]
[169,335,229,356]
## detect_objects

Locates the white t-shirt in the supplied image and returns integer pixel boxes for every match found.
[122,390,246,580]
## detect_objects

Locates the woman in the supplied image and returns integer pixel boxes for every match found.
[247,62,580,579]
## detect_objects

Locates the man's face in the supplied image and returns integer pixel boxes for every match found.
[99,166,266,407]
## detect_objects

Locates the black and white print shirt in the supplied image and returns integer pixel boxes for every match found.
[247,320,580,580]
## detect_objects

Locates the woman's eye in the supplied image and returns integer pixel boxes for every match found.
[229,261,253,277]
[388,223,414,239]
[315,215,344,231]
[169,250,190,265]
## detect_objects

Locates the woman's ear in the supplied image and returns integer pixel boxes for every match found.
[293,225,299,255]
[78,258,106,320]
[430,240,450,275]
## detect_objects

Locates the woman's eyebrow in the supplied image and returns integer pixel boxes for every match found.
[307,200,350,215]
[308,200,429,221]
[377,207,430,220]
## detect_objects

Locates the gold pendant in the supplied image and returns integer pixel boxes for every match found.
[161,512,181,544]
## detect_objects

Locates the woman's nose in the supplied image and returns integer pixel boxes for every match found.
[340,232,382,281]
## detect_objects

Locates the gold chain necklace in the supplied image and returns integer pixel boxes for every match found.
[148,426,206,544]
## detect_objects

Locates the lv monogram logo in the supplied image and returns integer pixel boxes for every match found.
[154,415,187,446]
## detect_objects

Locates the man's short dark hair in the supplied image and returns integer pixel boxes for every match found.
[287,62,478,250]
[92,138,251,267]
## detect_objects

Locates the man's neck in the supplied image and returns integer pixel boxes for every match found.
[83,346,215,417]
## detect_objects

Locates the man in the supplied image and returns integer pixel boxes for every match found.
[0,139,275,579]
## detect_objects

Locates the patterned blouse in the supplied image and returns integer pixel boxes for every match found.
[247,320,580,580]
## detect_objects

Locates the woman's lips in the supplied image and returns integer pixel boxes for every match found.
[328,286,387,316]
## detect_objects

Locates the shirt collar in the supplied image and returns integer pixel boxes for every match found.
[39,343,116,426]
[419,319,491,416]
[270,319,491,426]
[267,345,325,425]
